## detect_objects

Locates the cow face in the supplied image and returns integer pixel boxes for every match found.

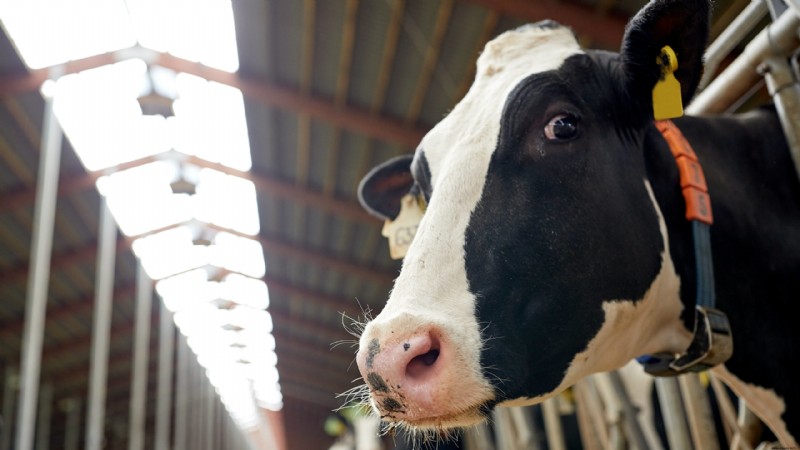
[355,0,709,431]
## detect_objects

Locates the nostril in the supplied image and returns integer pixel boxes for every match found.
[406,348,440,379]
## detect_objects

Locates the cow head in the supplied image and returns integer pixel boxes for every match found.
[355,0,709,431]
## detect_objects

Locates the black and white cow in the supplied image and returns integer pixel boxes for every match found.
[354,0,799,446]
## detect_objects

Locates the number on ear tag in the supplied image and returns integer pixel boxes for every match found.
[381,194,425,260]
[653,46,684,120]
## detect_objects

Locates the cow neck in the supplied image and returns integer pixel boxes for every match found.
[637,119,734,377]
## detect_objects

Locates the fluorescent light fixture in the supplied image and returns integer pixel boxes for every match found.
[172,73,252,170]
[0,0,136,69]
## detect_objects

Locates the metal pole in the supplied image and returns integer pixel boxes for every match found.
[654,377,693,450]
[542,398,567,450]
[15,80,63,450]
[173,334,190,450]
[203,376,211,450]
[128,264,152,450]
[62,398,81,450]
[759,55,800,179]
[687,10,800,115]
[35,383,52,450]
[154,301,175,450]
[188,356,199,450]
[678,374,720,450]
[1,367,18,450]
[699,0,769,89]
[85,200,117,450]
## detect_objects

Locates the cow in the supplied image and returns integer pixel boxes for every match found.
[352,0,800,446]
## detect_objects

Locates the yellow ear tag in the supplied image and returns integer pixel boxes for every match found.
[381,194,426,260]
[652,46,684,120]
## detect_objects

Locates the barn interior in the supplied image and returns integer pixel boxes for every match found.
[0,0,788,449]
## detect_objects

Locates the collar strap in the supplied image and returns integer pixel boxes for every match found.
[638,120,733,377]
[655,120,713,224]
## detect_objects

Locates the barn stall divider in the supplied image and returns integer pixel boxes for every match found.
[411,1,800,449]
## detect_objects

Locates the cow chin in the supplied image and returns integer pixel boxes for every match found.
[370,396,491,431]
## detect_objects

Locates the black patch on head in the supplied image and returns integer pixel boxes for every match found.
[367,372,390,393]
[412,150,433,202]
[465,54,664,401]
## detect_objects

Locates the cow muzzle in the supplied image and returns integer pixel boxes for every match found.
[355,313,494,428]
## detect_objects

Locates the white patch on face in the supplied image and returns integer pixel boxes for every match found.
[498,181,693,407]
[389,26,584,347]
[358,25,583,425]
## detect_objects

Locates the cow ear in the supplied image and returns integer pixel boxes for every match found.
[357,155,414,221]
[620,0,710,114]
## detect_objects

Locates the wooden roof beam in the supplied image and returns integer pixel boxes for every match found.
[0,50,427,148]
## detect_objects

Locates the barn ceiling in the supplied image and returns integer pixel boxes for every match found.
[0,0,752,448]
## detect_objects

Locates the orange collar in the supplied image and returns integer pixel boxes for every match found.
[655,120,714,225]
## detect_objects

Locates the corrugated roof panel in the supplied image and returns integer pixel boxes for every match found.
[417,3,489,125]
[271,109,299,181]
[333,130,370,200]
[311,0,346,99]
[233,0,271,77]
[385,0,448,121]
[348,0,394,110]
[307,119,335,192]
[268,0,305,87]
[245,101,279,176]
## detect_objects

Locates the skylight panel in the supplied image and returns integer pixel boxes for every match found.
[209,232,266,278]
[97,161,194,236]
[0,0,136,69]
[125,0,239,72]
[132,226,209,279]
[195,169,260,235]
[172,73,252,171]
[53,59,172,171]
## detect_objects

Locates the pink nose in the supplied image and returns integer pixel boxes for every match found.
[356,330,444,416]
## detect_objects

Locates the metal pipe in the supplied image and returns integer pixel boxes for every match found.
[85,200,118,450]
[1,367,18,450]
[687,9,800,115]
[173,334,190,450]
[699,0,769,89]
[206,379,215,450]
[760,55,800,179]
[542,398,567,450]
[154,301,175,450]
[654,377,693,450]
[607,371,649,450]
[15,79,63,450]
[35,383,53,450]
[678,374,720,450]
[128,264,152,450]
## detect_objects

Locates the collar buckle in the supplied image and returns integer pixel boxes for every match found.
[639,306,734,376]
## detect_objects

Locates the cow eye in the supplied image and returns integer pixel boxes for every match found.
[544,114,578,141]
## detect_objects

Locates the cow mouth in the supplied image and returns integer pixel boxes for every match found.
[383,400,494,431]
